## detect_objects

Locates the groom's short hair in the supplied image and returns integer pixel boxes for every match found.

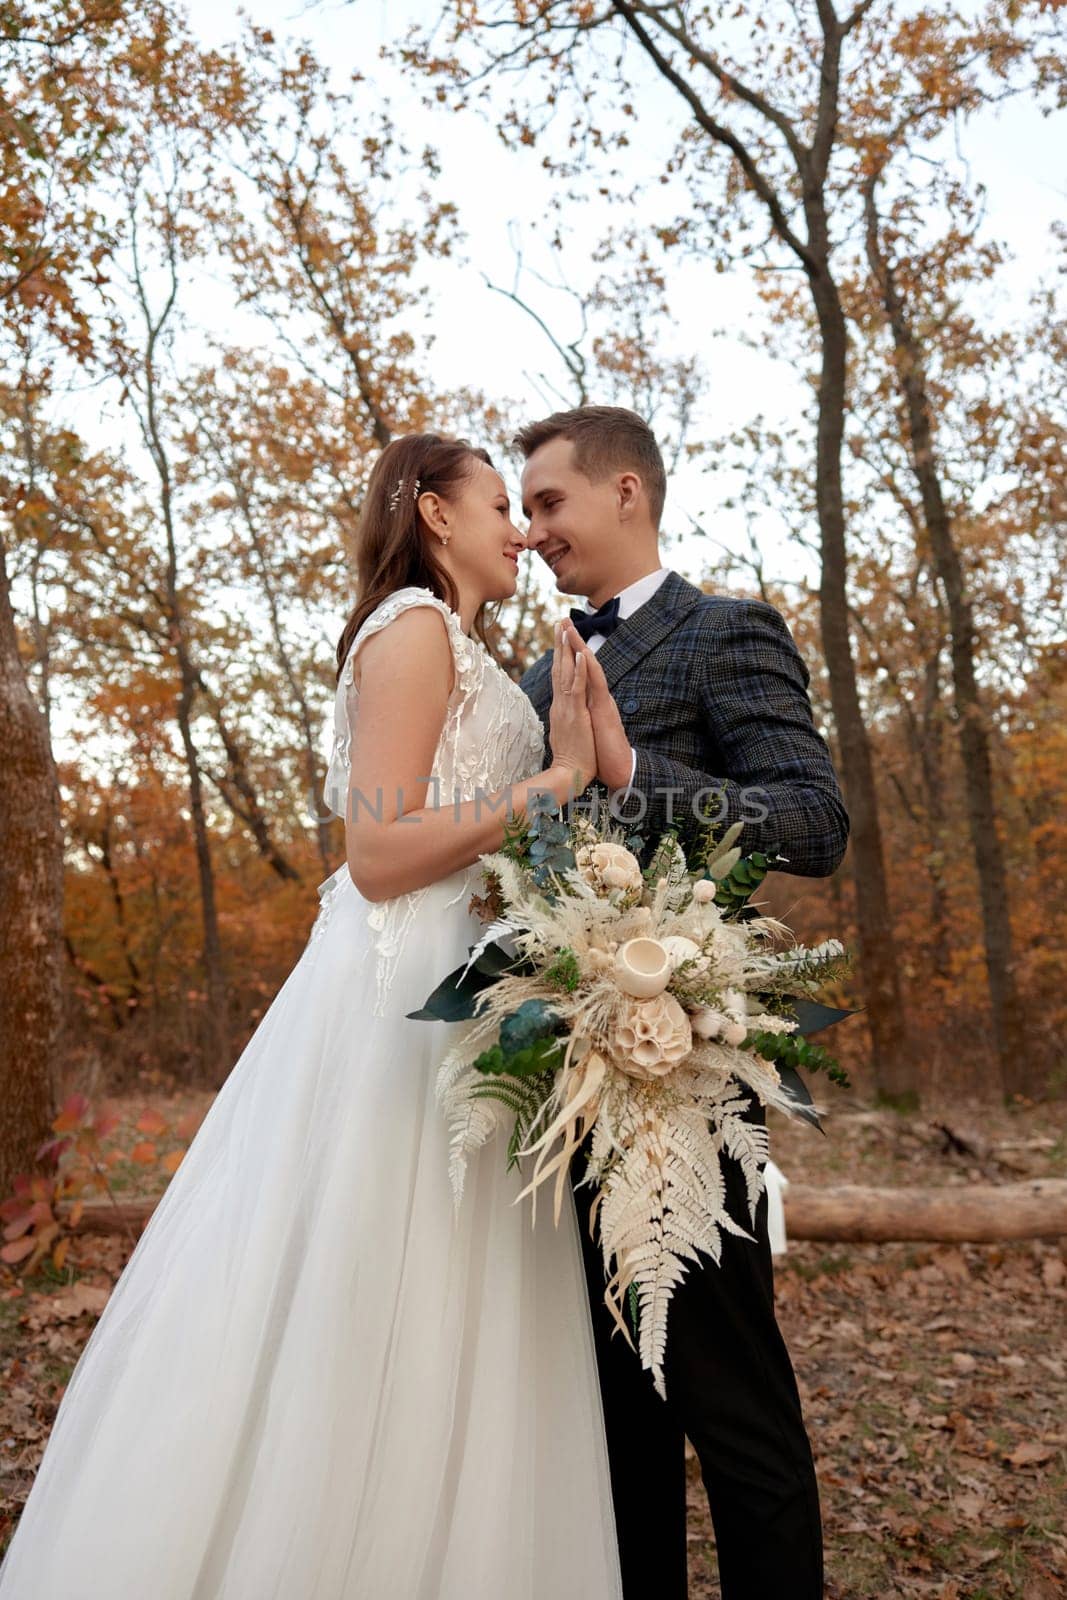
[514,405,667,527]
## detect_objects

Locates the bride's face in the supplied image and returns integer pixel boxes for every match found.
[437,460,526,604]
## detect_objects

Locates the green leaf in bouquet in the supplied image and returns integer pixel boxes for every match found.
[499,790,569,871]
[500,811,535,866]
[522,800,576,884]
[688,798,740,874]
[539,817,571,846]
[543,948,581,992]
[406,941,532,1022]
[494,1071,558,1169]
[712,847,786,917]
[500,999,561,1054]
[474,999,566,1079]
[748,1027,852,1092]
[540,841,577,870]
[530,855,575,894]
[473,1035,565,1078]
[790,999,862,1036]
[464,1069,557,1170]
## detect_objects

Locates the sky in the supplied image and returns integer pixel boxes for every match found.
[169,0,1067,590]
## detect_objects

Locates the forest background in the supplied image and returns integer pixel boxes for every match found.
[2,0,1066,1207]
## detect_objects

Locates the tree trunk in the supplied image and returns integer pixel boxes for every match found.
[0,539,64,1198]
[864,182,1027,1098]
[195,670,302,884]
[808,257,914,1103]
[97,811,143,1003]
[130,219,230,1083]
[173,646,229,1079]
[916,647,952,985]
[230,480,333,877]
[855,596,955,999]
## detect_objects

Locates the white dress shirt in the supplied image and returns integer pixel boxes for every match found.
[577,567,671,799]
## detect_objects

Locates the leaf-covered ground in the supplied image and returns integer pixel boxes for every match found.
[691,1102,1067,1599]
[2,1091,1065,1594]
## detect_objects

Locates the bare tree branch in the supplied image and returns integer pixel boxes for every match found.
[610,0,817,273]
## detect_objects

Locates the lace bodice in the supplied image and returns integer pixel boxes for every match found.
[324,586,545,816]
[318,586,546,1012]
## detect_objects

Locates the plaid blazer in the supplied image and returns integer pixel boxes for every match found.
[519,570,849,878]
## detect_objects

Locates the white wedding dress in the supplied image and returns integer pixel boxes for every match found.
[0,587,623,1600]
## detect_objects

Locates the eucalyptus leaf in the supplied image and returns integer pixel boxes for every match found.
[500,999,561,1054]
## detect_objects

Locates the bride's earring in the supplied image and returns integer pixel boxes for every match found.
[440,535,450,547]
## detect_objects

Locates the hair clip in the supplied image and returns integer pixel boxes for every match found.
[388,475,422,513]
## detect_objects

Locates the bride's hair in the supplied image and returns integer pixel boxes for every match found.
[336,433,495,682]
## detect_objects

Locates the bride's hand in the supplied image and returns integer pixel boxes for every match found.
[548,623,597,795]
[561,621,634,792]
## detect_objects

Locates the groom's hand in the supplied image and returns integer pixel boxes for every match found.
[562,622,634,792]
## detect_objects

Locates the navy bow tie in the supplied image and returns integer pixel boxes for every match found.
[568,595,621,643]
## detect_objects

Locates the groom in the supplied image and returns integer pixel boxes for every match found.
[517,406,848,1600]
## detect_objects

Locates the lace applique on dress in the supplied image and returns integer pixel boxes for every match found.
[321,587,545,1015]
[307,863,350,947]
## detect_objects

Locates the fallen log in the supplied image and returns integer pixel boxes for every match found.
[60,1179,1067,1246]
[783,1179,1067,1244]
[62,1199,156,1239]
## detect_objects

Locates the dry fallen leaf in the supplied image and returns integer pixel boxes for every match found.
[1021,1576,1063,1600]
[952,1491,986,1522]
[1002,1441,1058,1468]
[1041,1257,1065,1290]
[27,1283,109,1327]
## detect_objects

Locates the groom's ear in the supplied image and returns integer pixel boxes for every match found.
[616,470,643,520]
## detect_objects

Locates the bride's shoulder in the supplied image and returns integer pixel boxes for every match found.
[344,587,465,694]
[354,586,457,646]
[366,584,445,622]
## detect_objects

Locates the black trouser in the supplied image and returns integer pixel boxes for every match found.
[572,1101,824,1599]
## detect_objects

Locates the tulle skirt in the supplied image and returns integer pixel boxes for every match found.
[0,865,622,1599]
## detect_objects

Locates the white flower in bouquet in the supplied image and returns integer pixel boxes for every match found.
[743,1011,797,1036]
[722,986,748,1019]
[690,1007,729,1040]
[685,885,726,939]
[575,841,643,899]
[661,936,709,977]
[611,991,693,1079]
[689,986,749,1046]
[612,936,673,998]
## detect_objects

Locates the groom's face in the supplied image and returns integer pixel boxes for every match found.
[521,437,617,599]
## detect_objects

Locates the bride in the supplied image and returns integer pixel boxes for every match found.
[0,433,624,1598]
